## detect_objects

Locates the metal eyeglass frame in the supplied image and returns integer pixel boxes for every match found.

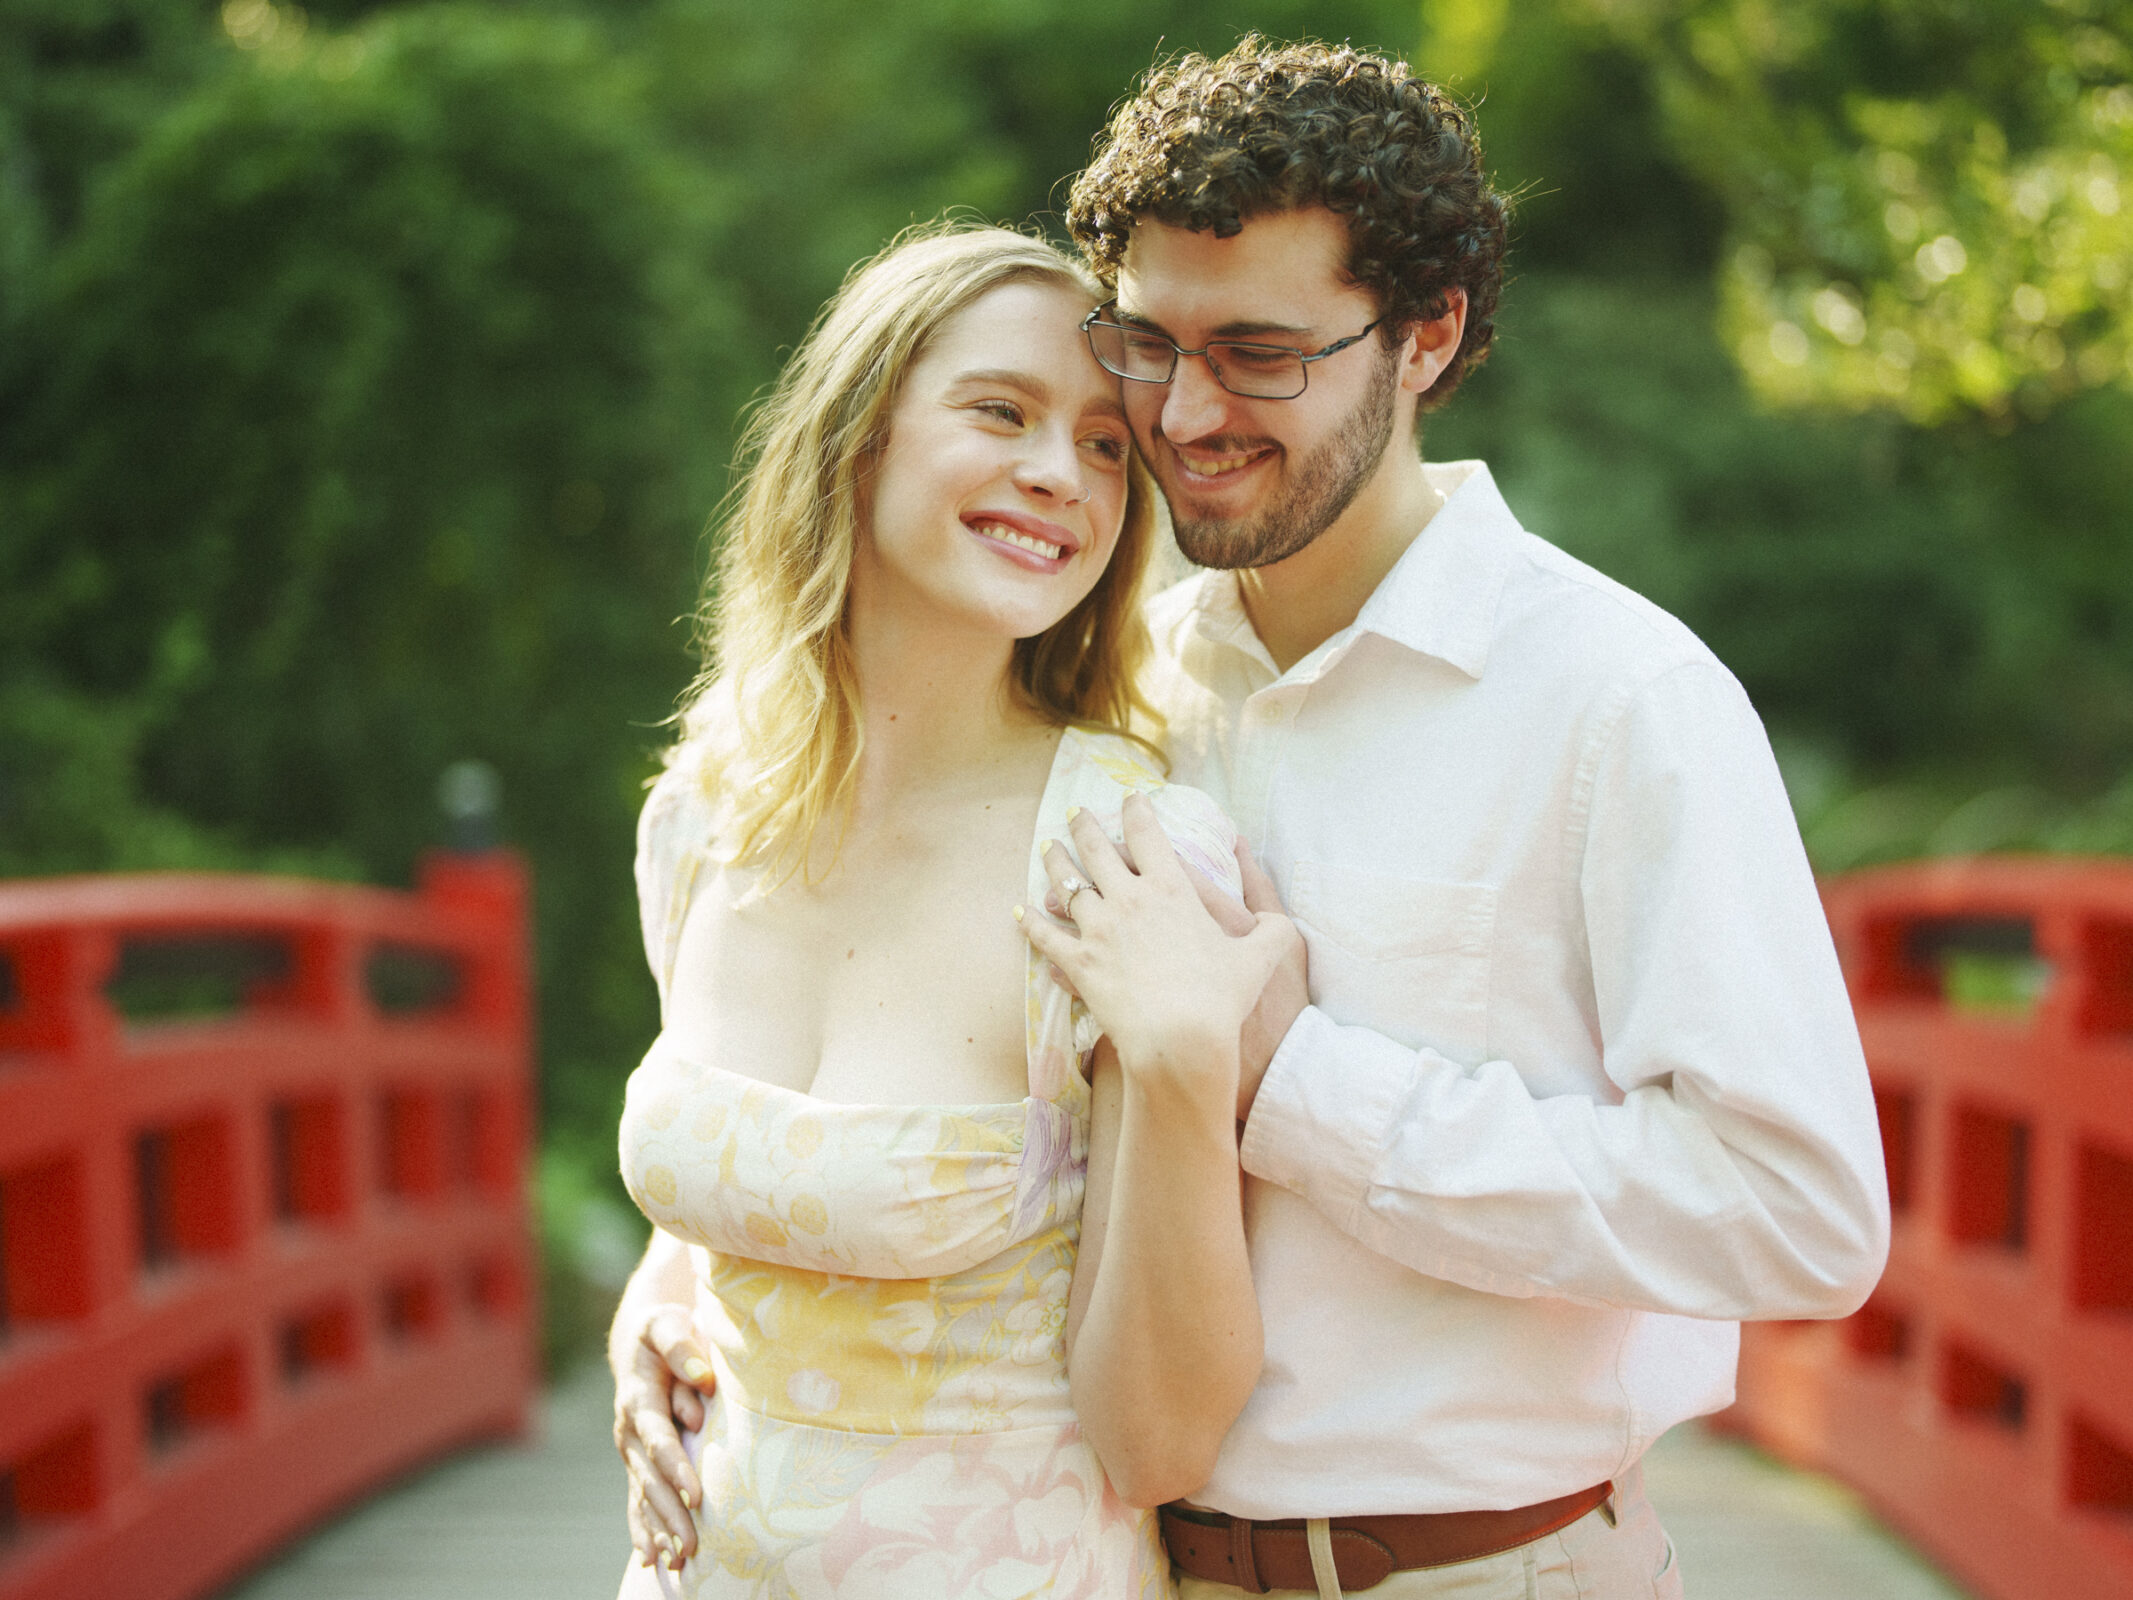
[1080,302,1384,400]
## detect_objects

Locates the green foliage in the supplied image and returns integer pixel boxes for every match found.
[5,0,2132,1255]
[1573,0,2133,422]
[1417,0,2133,863]
[0,0,1423,1183]
[537,1143,647,1375]
[1434,269,2133,854]
[1419,0,1725,274]
[2,4,734,1146]
[623,0,1420,371]
[1440,271,2133,766]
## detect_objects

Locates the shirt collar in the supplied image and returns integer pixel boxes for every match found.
[1351,459,1520,679]
[1180,459,1522,682]
[1181,562,1277,678]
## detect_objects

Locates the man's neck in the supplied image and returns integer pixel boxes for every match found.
[1237,448,1444,674]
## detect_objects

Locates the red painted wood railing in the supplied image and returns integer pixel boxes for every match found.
[1722,857,2133,1600]
[0,855,537,1600]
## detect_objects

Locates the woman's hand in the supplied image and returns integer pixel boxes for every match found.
[1019,792,1300,1099]
[611,1269,711,1570]
[1041,797,1279,1503]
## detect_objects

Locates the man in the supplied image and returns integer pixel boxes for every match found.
[615,37,1889,1598]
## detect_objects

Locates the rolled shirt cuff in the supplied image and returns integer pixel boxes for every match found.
[1238,1005,1411,1219]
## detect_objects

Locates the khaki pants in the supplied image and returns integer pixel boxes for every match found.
[1174,1466,1683,1600]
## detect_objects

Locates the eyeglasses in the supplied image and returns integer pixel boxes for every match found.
[1081,303,1383,400]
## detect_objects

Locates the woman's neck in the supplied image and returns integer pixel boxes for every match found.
[844,598,1051,817]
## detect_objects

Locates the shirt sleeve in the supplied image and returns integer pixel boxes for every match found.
[1236,659,1891,1320]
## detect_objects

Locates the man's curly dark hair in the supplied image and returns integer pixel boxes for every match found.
[1067,36,1510,412]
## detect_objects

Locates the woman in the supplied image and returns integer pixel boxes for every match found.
[611,224,1287,1599]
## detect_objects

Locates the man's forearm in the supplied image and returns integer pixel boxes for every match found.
[1241,1005,1889,1319]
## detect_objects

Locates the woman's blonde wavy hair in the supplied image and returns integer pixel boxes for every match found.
[674,221,1163,888]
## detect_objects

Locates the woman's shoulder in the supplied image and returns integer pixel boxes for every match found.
[634,744,720,991]
[1057,724,1169,795]
[1055,726,1241,899]
[638,746,718,866]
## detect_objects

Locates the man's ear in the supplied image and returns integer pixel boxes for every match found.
[1395,288,1468,398]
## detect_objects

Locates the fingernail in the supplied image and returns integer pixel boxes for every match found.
[1066,805,1081,821]
[682,1357,713,1385]
[1012,904,1025,922]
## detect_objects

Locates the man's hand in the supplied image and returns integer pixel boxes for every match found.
[612,1301,711,1570]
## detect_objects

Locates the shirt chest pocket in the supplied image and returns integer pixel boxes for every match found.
[1288,862,1497,1065]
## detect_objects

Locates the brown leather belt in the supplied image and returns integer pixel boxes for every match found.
[1159,1481,1613,1593]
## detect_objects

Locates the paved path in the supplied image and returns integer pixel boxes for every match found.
[1641,1421,1972,1599]
[219,1365,1973,1599]
[217,1365,633,1600]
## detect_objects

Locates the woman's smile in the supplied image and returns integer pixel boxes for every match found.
[964,509,1079,571]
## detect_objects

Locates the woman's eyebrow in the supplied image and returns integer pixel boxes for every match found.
[954,366,1048,397]
[952,368,1127,421]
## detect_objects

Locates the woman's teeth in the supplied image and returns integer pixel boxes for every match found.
[975,522,1064,559]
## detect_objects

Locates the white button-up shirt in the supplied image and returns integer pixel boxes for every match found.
[1146,460,1889,1519]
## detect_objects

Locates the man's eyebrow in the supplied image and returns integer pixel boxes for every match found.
[1112,307,1313,340]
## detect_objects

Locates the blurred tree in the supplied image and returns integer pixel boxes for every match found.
[1570,0,2133,422]
[1,0,227,433]
[0,0,1423,1167]
[1431,275,2133,794]
[623,0,1419,376]
[0,2,735,1152]
[1419,0,2133,836]
[7,0,2131,1210]
[1419,0,1725,274]
[0,0,222,235]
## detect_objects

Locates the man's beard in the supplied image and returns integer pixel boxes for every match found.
[1164,342,1399,571]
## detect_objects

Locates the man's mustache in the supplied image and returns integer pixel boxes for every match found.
[1147,428,1281,459]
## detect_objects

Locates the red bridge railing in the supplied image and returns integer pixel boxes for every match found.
[1723,857,2133,1600]
[0,856,537,1600]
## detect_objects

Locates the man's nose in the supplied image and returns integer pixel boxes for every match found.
[1159,351,1233,445]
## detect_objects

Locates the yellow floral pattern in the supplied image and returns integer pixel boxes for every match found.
[618,730,1239,1600]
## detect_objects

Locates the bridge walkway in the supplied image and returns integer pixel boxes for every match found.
[216,1365,1973,1600]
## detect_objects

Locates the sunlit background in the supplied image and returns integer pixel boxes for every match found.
[4,0,2130,1363]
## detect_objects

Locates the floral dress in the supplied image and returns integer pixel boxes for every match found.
[616,727,1240,1600]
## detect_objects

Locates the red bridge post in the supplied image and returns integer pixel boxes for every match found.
[0,854,539,1600]
[1722,857,2133,1600]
